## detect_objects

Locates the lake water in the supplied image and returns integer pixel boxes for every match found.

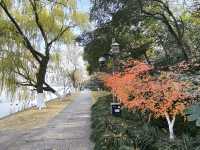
[0,98,45,118]
[0,87,71,119]
[0,102,13,118]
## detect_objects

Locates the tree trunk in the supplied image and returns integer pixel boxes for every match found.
[163,48,171,64]
[169,123,174,140]
[177,40,190,61]
[36,56,63,108]
[165,112,176,140]
[147,113,152,123]
[37,92,46,110]
[181,46,189,61]
[36,57,49,110]
[183,42,192,60]
[144,52,151,65]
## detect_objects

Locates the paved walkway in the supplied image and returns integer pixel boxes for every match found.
[0,91,94,150]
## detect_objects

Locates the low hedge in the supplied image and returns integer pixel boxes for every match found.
[91,94,158,150]
[91,94,200,150]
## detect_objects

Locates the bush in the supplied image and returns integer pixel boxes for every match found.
[102,60,195,140]
[91,94,157,150]
[91,94,200,150]
[155,134,200,150]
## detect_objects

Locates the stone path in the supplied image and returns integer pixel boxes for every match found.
[0,91,94,150]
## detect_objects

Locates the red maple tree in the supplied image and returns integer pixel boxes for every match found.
[102,60,192,140]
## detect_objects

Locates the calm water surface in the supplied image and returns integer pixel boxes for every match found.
[0,87,74,118]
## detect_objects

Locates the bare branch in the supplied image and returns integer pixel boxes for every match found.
[43,82,56,93]
[16,82,36,88]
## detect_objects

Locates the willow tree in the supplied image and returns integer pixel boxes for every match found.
[0,0,88,109]
[47,44,87,94]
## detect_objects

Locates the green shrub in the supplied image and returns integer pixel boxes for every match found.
[155,134,200,150]
[91,94,156,150]
[119,146,133,150]
[91,93,200,150]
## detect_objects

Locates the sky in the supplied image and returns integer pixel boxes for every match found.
[73,0,92,35]
[77,0,91,13]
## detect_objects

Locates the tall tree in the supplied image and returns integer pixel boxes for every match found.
[0,0,88,108]
[137,0,191,60]
[81,0,152,73]
[102,60,193,140]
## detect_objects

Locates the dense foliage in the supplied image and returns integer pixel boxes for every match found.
[0,0,88,98]
[81,0,200,73]
[102,60,195,140]
[91,93,200,150]
[87,0,200,148]
[91,94,157,150]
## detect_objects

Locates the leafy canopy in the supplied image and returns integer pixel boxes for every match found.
[0,0,89,97]
[102,60,192,118]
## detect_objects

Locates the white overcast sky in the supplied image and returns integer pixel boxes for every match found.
[78,0,91,12]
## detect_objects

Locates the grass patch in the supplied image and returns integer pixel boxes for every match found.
[0,93,78,131]
[91,92,200,150]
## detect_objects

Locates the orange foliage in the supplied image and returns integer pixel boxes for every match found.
[102,60,192,118]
